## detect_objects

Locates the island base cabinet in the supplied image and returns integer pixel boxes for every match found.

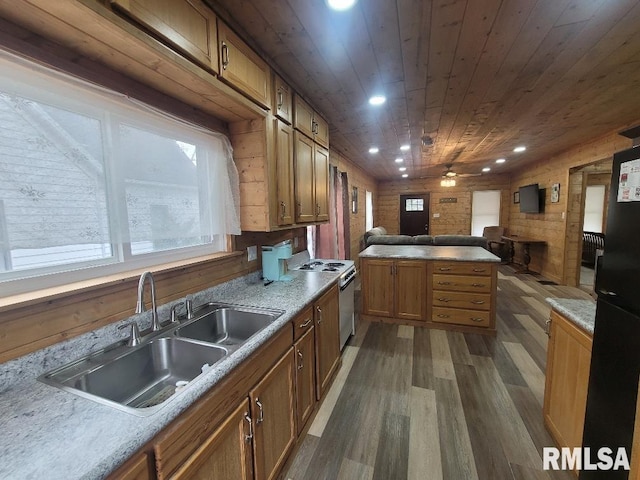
[250,348,296,480]
[361,259,394,317]
[170,399,253,480]
[543,310,592,462]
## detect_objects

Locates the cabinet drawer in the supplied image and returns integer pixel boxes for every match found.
[432,291,491,311]
[432,307,490,327]
[433,274,491,293]
[432,261,492,276]
[292,306,314,341]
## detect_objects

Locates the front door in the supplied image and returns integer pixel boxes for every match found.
[400,194,429,235]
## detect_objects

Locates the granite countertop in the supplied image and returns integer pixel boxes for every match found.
[359,244,501,262]
[0,270,340,479]
[546,298,596,335]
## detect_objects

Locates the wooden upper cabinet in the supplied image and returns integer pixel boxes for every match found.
[293,94,329,147]
[274,75,293,124]
[218,22,271,109]
[314,144,329,222]
[250,349,296,480]
[294,131,316,223]
[274,119,295,226]
[111,0,219,73]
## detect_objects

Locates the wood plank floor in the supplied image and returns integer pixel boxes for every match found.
[284,265,594,480]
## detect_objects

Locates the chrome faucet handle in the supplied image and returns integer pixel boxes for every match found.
[118,322,141,347]
[185,295,194,319]
[170,303,184,323]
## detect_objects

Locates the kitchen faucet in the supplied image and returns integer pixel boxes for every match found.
[135,271,159,331]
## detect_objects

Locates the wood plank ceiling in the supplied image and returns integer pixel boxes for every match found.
[207,0,640,181]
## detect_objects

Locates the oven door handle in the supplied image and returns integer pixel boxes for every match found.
[340,271,356,291]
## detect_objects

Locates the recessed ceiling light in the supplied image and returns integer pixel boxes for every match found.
[402,173,409,178]
[482,167,491,172]
[513,146,526,153]
[369,95,386,106]
[395,158,403,163]
[399,167,407,172]
[327,0,357,11]
[368,147,379,154]
[400,144,410,151]
[495,158,506,164]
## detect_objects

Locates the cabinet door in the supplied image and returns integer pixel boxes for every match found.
[315,285,340,399]
[293,95,314,139]
[274,75,292,124]
[361,259,394,317]
[250,349,296,480]
[218,22,271,109]
[274,119,294,226]
[295,327,316,434]
[106,452,152,480]
[171,399,253,480]
[294,132,316,223]
[395,261,427,320]
[313,112,329,148]
[314,144,330,222]
[543,311,592,456]
[111,0,218,73]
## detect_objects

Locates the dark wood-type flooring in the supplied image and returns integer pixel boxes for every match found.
[284,265,593,480]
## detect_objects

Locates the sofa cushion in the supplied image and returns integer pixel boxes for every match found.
[367,234,414,246]
[433,235,488,249]
[412,235,434,245]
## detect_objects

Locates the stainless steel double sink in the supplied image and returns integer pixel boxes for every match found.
[39,304,284,415]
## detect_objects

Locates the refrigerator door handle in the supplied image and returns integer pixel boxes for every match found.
[598,289,618,297]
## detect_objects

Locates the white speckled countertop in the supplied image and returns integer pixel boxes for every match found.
[359,245,501,262]
[0,270,340,479]
[546,298,596,334]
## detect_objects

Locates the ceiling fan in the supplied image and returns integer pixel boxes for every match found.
[419,163,482,179]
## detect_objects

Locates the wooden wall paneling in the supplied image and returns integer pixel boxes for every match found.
[510,130,631,284]
[230,118,271,232]
[375,175,511,235]
[563,170,585,286]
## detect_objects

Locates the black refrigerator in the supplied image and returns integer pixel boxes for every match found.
[580,146,640,479]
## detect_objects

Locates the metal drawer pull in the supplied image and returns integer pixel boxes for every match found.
[470,317,484,323]
[297,350,304,370]
[277,91,284,110]
[471,300,486,305]
[244,414,253,442]
[300,318,312,328]
[316,204,320,216]
[438,281,451,285]
[221,42,229,70]
[472,268,486,272]
[316,306,322,322]
[280,201,286,219]
[437,314,450,318]
[437,298,451,302]
[438,267,451,271]
[545,318,552,337]
[255,398,264,424]
[471,283,485,287]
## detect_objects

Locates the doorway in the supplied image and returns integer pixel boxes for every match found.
[400,194,429,235]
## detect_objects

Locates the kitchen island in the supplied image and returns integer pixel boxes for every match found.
[359,245,500,334]
[0,269,342,480]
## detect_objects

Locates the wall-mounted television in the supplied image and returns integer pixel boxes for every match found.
[519,183,543,213]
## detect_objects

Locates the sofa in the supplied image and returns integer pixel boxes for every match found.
[363,226,488,250]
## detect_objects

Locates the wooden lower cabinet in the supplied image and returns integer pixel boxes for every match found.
[314,285,340,399]
[171,400,253,480]
[543,310,593,462]
[250,348,296,480]
[361,258,426,321]
[294,326,316,434]
[107,452,154,480]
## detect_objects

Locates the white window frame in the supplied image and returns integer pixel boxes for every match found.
[471,190,501,236]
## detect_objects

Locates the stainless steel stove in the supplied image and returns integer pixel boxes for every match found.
[289,251,356,350]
